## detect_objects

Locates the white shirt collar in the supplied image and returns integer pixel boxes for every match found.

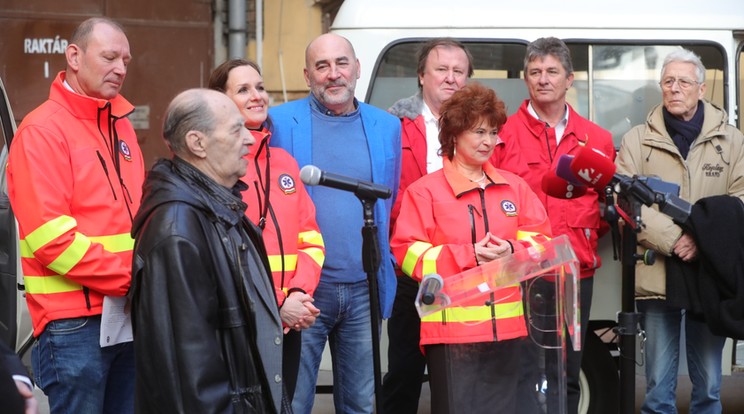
[63,79,75,92]
[422,101,438,125]
[421,101,443,173]
[527,100,570,144]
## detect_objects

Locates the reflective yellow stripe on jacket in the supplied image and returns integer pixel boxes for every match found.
[89,234,135,253]
[24,275,83,295]
[298,229,325,267]
[404,238,524,322]
[405,237,527,342]
[268,254,298,273]
[22,216,90,276]
[421,300,523,323]
[266,247,325,274]
[401,238,443,279]
[516,230,550,247]
[301,247,325,267]
[22,215,76,253]
[21,215,134,295]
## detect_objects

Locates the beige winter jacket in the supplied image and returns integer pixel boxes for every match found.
[616,101,744,299]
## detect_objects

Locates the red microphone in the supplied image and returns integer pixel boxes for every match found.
[542,169,588,199]
[569,147,616,189]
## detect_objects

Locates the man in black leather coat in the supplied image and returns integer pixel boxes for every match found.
[130,88,289,413]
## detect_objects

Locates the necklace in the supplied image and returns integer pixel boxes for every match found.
[470,171,487,183]
[470,171,487,188]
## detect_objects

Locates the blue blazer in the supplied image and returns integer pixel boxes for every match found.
[269,97,402,318]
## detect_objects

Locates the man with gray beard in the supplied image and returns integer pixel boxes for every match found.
[269,33,402,414]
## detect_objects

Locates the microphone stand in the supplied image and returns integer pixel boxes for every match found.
[609,187,656,414]
[605,174,691,414]
[616,193,642,414]
[358,195,384,414]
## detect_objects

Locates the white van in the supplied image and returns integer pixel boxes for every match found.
[331,1,744,413]
[0,75,27,354]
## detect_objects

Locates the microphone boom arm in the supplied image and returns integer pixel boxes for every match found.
[610,173,691,226]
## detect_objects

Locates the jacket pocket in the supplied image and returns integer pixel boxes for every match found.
[564,200,600,269]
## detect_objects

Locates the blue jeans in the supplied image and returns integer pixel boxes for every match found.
[32,316,135,414]
[292,279,375,414]
[637,300,725,414]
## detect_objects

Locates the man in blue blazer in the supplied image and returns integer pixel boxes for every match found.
[270,33,402,414]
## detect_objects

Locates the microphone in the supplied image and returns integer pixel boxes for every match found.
[420,274,444,305]
[569,147,673,209]
[568,147,617,189]
[555,154,584,185]
[300,165,392,200]
[541,169,587,199]
[567,148,692,223]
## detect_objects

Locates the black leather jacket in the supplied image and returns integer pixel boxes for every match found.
[130,158,288,414]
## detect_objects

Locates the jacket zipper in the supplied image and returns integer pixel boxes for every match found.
[253,137,287,294]
[480,189,498,340]
[449,204,484,328]
[120,182,134,222]
[253,136,271,230]
[470,191,498,339]
[83,286,91,310]
[544,123,554,163]
[468,204,477,262]
[96,150,118,200]
[267,204,287,293]
[99,107,137,224]
[479,189,491,234]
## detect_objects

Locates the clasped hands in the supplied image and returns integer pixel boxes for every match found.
[280,292,321,334]
[474,232,512,265]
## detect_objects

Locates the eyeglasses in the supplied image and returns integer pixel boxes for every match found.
[659,77,700,90]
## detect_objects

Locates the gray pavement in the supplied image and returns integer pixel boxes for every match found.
[30,367,744,413]
[310,369,744,413]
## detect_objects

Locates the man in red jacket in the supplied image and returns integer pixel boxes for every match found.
[7,17,143,414]
[382,38,472,414]
[492,37,615,414]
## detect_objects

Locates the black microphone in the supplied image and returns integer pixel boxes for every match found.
[299,165,392,200]
[420,274,444,305]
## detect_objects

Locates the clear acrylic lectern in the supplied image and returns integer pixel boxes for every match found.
[415,234,580,414]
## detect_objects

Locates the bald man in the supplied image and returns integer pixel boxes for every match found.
[270,33,402,413]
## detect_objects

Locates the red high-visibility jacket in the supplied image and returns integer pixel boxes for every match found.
[389,98,514,232]
[493,100,615,279]
[391,158,551,346]
[7,72,144,336]
[243,128,324,305]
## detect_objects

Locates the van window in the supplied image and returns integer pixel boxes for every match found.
[368,41,529,122]
[368,41,726,148]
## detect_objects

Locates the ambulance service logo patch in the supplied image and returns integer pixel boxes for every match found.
[278,174,296,195]
[501,200,517,217]
[119,141,132,161]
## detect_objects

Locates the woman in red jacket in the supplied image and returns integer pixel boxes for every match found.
[209,59,325,401]
[391,82,551,414]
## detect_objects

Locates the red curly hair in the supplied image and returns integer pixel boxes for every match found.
[438,82,507,160]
